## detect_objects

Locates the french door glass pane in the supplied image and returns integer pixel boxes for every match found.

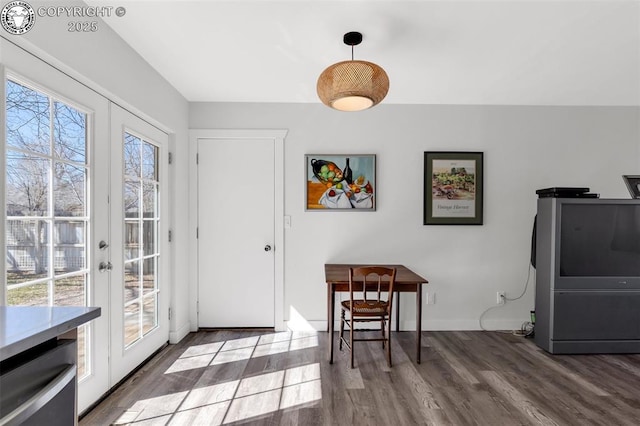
[7,281,48,305]
[124,260,140,304]
[124,134,140,178]
[6,219,50,283]
[5,78,91,380]
[54,162,86,216]
[53,101,86,163]
[142,294,157,334]
[77,324,88,378]
[124,302,141,347]
[124,181,139,218]
[142,258,156,295]
[125,221,140,260]
[6,152,49,216]
[54,274,86,306]
[5,80,50,154]
[142,143,158,181]
[142,182,156,217]
[143,220,156,256]
[122,133,160,348]
[54,220,85,271]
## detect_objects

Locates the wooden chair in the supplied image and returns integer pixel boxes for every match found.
[339,266,397,368]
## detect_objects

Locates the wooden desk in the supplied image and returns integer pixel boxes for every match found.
[325,264,429,364]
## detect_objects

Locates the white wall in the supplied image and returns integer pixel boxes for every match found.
[3,0,639,333]
[190,102,640,330]
[2,0,191,342]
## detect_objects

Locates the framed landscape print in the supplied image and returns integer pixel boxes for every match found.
[424,151,484,225]
[305,154,376,211]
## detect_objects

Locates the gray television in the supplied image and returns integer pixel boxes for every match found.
[534,197,640,354]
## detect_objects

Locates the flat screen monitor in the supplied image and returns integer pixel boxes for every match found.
[560,204,640,277]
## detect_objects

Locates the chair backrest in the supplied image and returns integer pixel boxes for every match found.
[348,266,397,313]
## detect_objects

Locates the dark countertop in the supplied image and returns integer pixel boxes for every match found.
[0,306,101,361]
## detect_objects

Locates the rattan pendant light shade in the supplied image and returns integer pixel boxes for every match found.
[317,32,389,112]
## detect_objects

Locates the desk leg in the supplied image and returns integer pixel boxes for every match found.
[326,284,331,333]
[416,283,422,364]
[329,285,335,364]
[395,291,400,332]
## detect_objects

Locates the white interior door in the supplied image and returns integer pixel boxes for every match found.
[109,105,169,384]
[197,137,275,327]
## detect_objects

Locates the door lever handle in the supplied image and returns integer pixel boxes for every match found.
[99,261,113,272]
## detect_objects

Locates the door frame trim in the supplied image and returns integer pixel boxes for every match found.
[189,129,287,331]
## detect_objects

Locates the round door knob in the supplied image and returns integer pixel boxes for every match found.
[99,261,113,272]
[264,245,272,252]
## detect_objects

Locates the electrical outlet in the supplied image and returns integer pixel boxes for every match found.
[497,291,506,305]
[426,292,436,305]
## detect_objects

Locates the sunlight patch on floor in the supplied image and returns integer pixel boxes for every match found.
[164,331,318,374]
[115,363,322,425]
[122,391,190,423]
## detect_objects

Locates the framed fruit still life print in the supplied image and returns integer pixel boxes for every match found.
[305,154,376,211]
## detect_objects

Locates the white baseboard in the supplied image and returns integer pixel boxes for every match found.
[406,319,527,331]
[169,321,191,344]
[287,319,527,332]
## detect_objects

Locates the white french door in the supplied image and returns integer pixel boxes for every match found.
[2,42,110,411]
[2,41,170,411]
[108,105,169,385]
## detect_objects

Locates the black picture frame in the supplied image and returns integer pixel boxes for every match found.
[424,151,484,225]
[622,175,640,199]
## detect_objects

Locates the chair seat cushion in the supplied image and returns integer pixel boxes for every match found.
[341,299,389,315]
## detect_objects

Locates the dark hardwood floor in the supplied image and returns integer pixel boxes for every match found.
[80,330,640,425]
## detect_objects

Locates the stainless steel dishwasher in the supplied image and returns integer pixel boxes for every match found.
[0,338,77,426]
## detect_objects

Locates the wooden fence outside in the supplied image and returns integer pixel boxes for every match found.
[6,220,156,272]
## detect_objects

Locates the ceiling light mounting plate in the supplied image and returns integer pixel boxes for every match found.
[343,31,362,46]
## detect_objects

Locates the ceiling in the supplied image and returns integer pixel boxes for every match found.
[93,0,639,106]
